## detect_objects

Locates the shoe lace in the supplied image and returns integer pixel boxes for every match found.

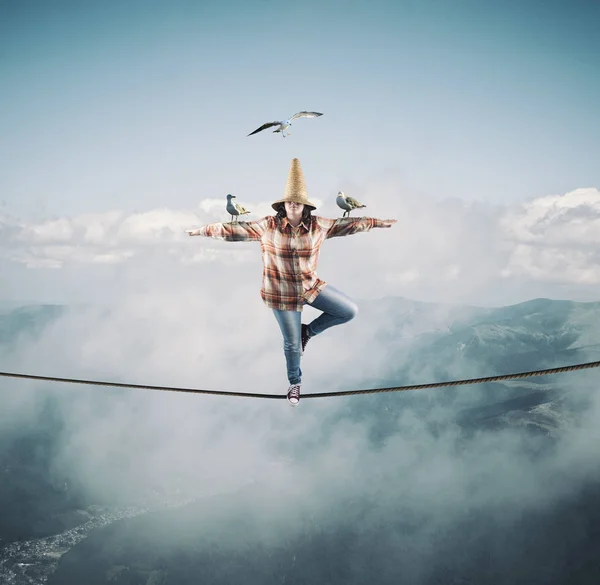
[288,384,300,398]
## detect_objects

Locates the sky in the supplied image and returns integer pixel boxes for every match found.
[2,3,600,577]
[2,0,599,211]
[1,0,600,308]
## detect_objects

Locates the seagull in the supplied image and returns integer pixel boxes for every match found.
[247,111,323,138]
[336,191,366,218]
[226,194,250,223]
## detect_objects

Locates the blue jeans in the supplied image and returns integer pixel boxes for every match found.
[272,285,358,385]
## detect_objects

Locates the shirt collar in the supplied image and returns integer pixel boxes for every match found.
[281,217,309,231]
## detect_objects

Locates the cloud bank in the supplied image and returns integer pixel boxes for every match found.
[2,187,599,306]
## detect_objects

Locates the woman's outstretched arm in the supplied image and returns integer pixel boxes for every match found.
[187,217,269,241]
[320,216,396,239]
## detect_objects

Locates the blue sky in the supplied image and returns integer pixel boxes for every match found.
[2,0,599,220]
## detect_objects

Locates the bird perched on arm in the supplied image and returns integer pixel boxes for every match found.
[226,194,250,223]
[336,191,366,218]
[247,111,323,138]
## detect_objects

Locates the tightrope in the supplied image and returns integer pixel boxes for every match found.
[1,360,599,399]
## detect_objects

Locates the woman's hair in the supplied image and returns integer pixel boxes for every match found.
[274,203,313,223]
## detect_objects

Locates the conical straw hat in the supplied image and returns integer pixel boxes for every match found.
[271,158,317,211]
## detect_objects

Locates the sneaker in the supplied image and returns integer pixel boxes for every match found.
[287,384,301,406]
[301,324,311,355]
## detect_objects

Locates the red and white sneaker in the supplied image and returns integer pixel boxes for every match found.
[287,384,301,406]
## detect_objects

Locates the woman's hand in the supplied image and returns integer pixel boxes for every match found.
[380,219,397,228]
[186,228,202,236]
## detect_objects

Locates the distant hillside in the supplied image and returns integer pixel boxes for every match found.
[0,304,65,349]
[333,297,600,439]
[358,296,600,379]
[47,476,600,585]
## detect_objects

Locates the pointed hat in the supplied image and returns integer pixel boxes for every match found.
[271,157,317,211]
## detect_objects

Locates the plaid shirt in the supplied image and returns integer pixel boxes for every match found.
[196,215,388,311]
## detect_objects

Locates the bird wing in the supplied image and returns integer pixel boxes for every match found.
[235,204,250,214]
[247,121,281,136]
[346,196,365,207]
[289,111,323,121]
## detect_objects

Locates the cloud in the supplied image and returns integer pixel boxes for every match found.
[1,187,599,307]
[501,188,600,245]
[500,188,600,284]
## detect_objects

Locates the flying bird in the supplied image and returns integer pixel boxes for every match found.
[247,111,323,138]
[226,194,250,223]
[336,191,366,218]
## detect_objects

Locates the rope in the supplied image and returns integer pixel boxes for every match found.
[303,360,600,398]
[1,360,599,400]
[0,371,281,400]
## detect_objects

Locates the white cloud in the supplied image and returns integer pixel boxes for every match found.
[1,187,599,304]
[501,188,600,245]
[500,188,600,284]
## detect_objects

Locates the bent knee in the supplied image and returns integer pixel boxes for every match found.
[343,301,358,322]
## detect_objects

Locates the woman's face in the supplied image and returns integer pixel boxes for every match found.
[285,201,304,216]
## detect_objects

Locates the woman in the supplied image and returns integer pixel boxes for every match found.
[187,158,396,405]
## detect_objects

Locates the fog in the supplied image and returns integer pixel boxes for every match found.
[2,185,600,581]
[4,262,600,515]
